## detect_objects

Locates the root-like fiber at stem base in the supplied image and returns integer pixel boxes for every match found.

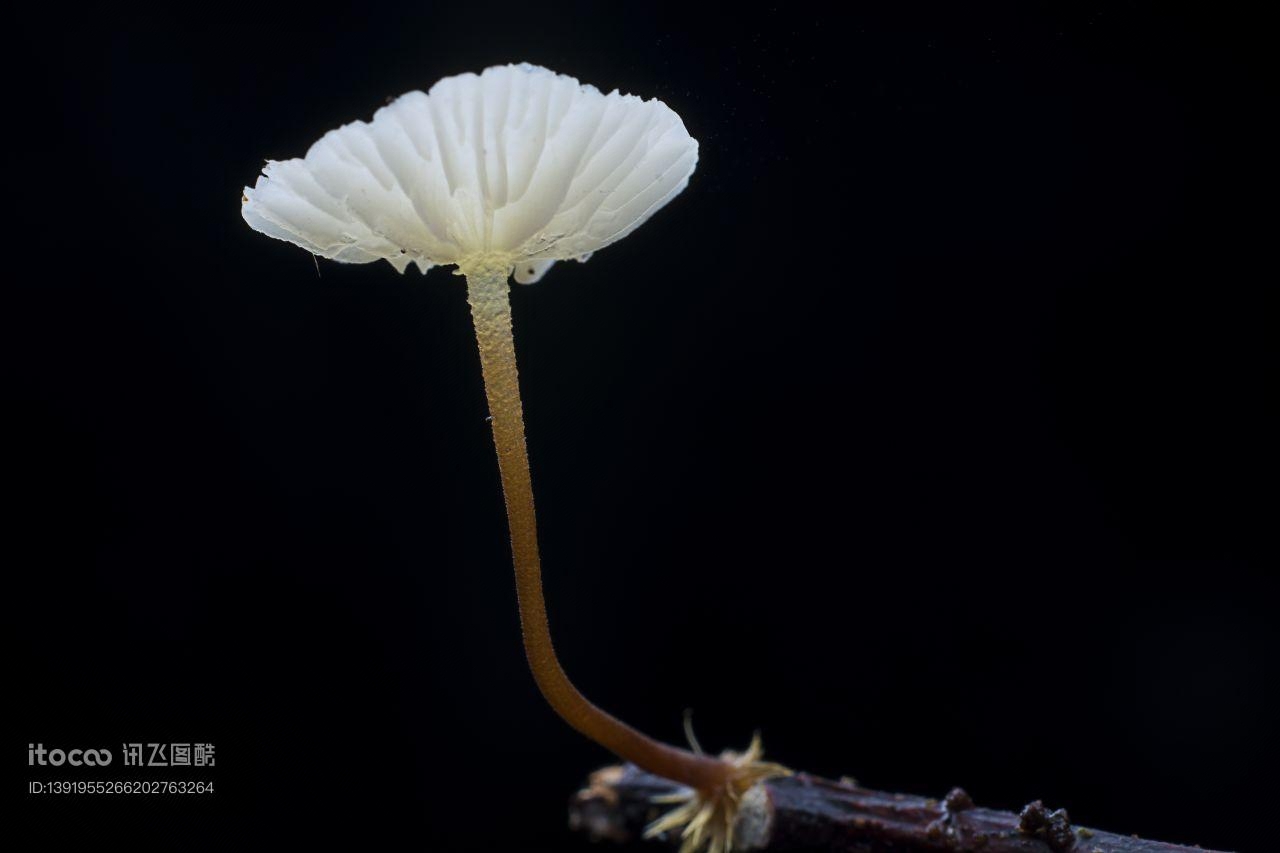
[644,735,790,853]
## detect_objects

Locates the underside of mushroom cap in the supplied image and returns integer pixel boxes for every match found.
[241,63,699,282]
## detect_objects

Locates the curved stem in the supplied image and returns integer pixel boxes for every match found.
[463,261,729,793]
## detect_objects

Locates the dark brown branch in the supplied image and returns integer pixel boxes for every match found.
[569,764,1227,853]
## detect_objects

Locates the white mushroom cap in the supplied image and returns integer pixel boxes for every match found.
[241,63,699,283]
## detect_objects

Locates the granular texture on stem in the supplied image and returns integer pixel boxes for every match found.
[464,260,730,794]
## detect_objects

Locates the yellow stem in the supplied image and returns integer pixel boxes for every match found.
[462,257,728,792]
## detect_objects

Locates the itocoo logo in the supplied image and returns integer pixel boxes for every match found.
[28,744,113,766]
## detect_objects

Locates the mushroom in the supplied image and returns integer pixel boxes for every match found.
[241,63,786,853]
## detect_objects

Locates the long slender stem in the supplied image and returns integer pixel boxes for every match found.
[463,260,729,793]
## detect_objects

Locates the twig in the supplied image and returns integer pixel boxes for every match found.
[568,764,1226,853]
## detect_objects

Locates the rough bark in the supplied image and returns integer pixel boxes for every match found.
[568,764,1226,853]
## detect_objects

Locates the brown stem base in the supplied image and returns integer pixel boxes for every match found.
[569,763,1228,853]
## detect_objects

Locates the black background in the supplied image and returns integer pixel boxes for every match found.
[9,2,1273,850]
